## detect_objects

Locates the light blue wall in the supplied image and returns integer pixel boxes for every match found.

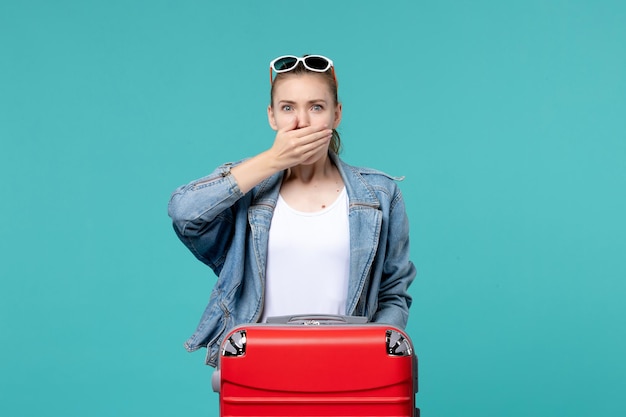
[1,1,624,416]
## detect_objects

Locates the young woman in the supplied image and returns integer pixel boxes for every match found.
[168,55,416,366]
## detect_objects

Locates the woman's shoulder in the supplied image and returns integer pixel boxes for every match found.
[337,157,405,184]
[335,156,408,209]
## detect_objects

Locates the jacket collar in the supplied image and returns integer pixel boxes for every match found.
[330,152,380,209]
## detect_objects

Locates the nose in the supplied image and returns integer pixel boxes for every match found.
[295,109,310,128]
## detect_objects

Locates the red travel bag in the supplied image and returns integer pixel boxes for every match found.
[212,315,419,416]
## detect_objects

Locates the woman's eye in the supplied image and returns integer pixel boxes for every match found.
[282,105,292,111]
[312,104,323,111]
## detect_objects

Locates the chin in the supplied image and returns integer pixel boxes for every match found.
[301,152,327,166]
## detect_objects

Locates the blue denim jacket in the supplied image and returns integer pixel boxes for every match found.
[168,153,416,366]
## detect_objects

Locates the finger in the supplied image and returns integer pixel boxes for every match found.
[278,117,299,134]
[296,132,333,157]
[299,128,333,144]
[287,123,330,138]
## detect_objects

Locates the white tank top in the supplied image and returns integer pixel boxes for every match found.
[261,187,350,322]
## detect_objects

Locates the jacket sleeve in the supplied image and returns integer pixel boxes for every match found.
[168,162,245,273]
[372,188,416,329]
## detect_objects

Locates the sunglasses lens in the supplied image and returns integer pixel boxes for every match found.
[304,56,330,71]
[273,57,298,71]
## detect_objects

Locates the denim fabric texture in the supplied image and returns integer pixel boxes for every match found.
[168,153,416,366]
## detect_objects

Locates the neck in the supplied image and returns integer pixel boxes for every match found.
[284,154,335,184]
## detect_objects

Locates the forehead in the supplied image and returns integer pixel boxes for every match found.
[272,73,333,102]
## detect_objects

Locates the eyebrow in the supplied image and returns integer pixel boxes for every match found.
[278,99,328,105]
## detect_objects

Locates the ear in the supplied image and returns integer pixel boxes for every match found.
[333,102,343,129]
[267,105,278,130]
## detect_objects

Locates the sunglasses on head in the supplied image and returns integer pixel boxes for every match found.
[269,55,335,84]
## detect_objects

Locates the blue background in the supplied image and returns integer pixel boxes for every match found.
[1,1,625,416]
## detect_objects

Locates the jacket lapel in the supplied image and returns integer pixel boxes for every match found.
[334,155,382,316]
[248,172,283,280]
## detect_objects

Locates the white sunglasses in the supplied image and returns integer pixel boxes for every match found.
[269,55,335,83]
